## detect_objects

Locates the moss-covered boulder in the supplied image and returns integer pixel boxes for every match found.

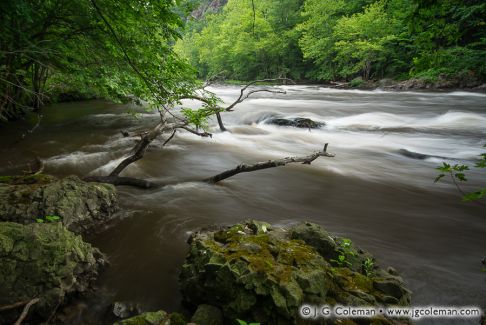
[190,304,223,325]
[0,174,117,233]
[180,221,411,325]
[114,310,187,325]
[0,222,104,323]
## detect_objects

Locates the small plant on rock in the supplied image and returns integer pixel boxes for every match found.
[236,320,260,325]
[331,238,356,267]
[363,257,375,277]
[36,215,62,223]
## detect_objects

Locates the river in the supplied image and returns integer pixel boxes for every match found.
[0,86,485,324]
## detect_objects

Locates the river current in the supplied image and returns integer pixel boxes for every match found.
[0,86,485,324]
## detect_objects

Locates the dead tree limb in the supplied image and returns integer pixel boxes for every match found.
[13,298,39,325]
[109,121,166,177]
[84,145,335,189]
[203,144,335,184]
[225,78,295,112]
[0,300,32,312]
[83,175,158,188]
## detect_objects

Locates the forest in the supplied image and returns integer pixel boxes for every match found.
[0,0,485,325]
[176,0,485,83]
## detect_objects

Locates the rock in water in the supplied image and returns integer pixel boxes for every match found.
[180,221,411,325]
[266,117,324,129]
[0,175,117,233]
[0,222,104,323]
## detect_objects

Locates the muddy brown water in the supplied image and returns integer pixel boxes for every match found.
[0,86,485,324]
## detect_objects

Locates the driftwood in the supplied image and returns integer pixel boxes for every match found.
[0,298,40,325]
[0,300,32,312]
[204,144,334,184]
[85,145,334,189]
[83,175,157,188]
[13,298,39,325]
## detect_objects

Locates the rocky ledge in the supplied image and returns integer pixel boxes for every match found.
[0,222,104,324]
[179,221,411,325]
[0,174,118,233]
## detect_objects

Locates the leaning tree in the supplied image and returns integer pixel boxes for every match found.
[1,0,335,184]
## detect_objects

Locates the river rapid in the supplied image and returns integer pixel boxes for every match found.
[0,85,485,324]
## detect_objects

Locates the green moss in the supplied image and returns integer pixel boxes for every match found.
[0,174,56,185]
[0,222,101,315]
[169,312,187,325]
[115,310,168,325]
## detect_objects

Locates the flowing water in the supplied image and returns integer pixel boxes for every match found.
[0,86,485,324]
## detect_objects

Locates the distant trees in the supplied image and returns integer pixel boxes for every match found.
[175,0,307,80]
[177,0,486,83]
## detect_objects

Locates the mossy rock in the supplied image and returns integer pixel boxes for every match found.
[0,175,118,233]
[0,222,104,323]
[180,221,411,325]
[114,310,187,325]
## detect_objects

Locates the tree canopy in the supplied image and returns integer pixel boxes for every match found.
[0,0,197,120]
[176,0,486,83]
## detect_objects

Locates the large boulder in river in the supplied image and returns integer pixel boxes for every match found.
[0,222,104,323]
[0,174,117,233]
[180,221,411,325]
[266,117,324,129]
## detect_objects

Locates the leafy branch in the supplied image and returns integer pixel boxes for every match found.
[435,146,486,206]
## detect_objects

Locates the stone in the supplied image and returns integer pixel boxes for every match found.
[180,221,411,325]
[190,304,223,325]
[266,117,324,129]
[0,174,117,233]
[114,310,168,325]
[0,222,104,324]
[113,301,142,319]
[290,222,338,260]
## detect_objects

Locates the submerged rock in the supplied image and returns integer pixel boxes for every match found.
[113,301,143,319]
[0,222,104,323]
[180,221,411,324]
[0,174,117,233]
[266,117,324,129]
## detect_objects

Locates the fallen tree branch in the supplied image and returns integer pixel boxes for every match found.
[85,145,335,189]
[0,300,32,312]
[83,175,158,188]
[203,144,335,184]
[13,298,39,325]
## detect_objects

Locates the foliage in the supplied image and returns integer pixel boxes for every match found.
[236,320,260,325]
[363,257,375,277]
[35,215,62,223]
[177,0,485,83]
[331,238,356,267]
[435,147,486,203]
[176,0,308,80]
[0,0,198,120]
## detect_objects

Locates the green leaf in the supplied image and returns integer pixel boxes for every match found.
[434,174,445,183]
[454,173,467,181]
[436,162,451,172]
[463,188,486,202]
[36,218,44,223]
[45,215,62,222]
[236,320,248,325]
